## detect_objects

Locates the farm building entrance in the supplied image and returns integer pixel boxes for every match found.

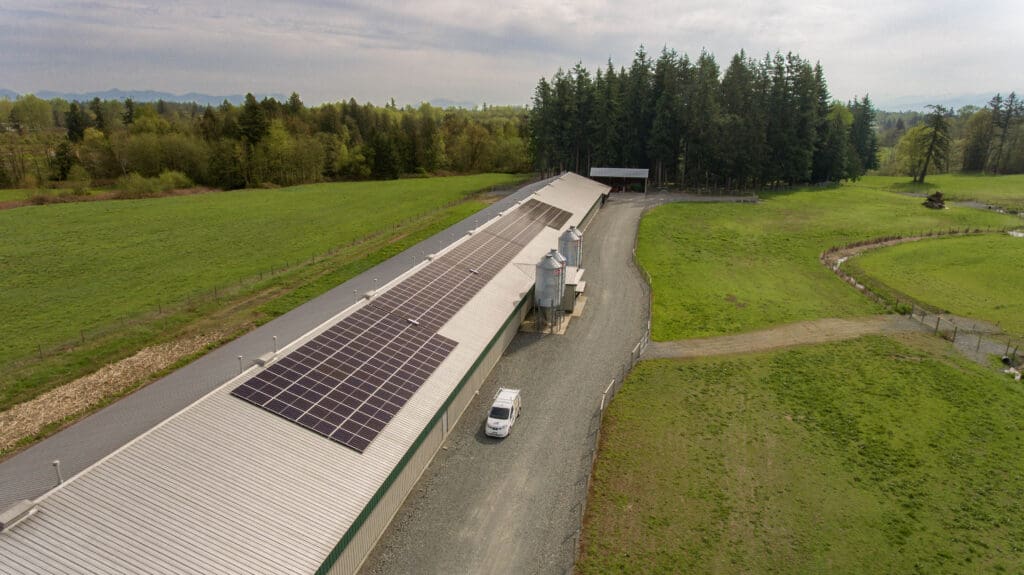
[589,167,649,193]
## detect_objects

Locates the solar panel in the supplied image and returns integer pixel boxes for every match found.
[519,199,572,229]
[232,196,575,452]
[232,306,457,452]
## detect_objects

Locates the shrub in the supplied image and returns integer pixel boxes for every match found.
[67,164,92,196]
[157,170,192,191]
[116,170,193,198]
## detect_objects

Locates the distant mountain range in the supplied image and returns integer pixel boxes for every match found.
[0,89,484,109]
[0,88,286,106]
[8,87,1001,113]
[865,92,1006,113]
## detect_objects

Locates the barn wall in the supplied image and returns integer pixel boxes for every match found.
[321,289,534,575]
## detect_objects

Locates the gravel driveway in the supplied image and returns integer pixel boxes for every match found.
[358,193,652,575]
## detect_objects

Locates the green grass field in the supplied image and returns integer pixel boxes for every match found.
[844,234,1024,337]
[580,335,1024,574]
[638,184,1019,341]
[0,188,37,202]
[855,174,1024,211]
[0,174,522,372]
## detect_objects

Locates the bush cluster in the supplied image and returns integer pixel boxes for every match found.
[115,170,193,198]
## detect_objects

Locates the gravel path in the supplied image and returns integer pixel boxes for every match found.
[358,193,652,575]
[644,315,926,359]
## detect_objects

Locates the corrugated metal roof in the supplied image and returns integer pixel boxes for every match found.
[589,167,649,179]
[0,172,609,574]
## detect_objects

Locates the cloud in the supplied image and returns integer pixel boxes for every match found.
[1,0,1021,109]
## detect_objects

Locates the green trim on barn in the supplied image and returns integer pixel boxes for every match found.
[316,287,535,575]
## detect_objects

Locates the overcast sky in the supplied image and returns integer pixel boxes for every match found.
[1,0,1021,110]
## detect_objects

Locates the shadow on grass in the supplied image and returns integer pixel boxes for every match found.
[887,180,938,194]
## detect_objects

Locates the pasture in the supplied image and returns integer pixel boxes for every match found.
[583,175,1024,573]
[579,335,1024,574]
[844,234,1024,337]
[0,174,523,411]
[856,174,1024,211]
[637,184,1019,341]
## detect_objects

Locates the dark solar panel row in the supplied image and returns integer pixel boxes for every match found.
[232,198,572,453]
[370,200,563,330]
[233,306,456,452]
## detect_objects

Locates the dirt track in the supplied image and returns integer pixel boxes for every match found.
[644,315,927,359]
[0,331,226,452]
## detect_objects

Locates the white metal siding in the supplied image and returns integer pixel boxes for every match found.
[0,173,609,575]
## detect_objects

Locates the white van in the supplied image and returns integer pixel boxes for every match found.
[485,388,522,438]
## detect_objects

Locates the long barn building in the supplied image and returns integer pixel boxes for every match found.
[0,173,608,574]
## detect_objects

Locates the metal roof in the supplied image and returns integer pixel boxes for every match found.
[589,167,649,179]
[0,172,609,574]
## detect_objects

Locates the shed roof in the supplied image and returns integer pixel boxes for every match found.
[0,172,609,574]
[589,167,649,179]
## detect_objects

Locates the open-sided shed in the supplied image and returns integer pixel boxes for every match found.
[589,167,649,193]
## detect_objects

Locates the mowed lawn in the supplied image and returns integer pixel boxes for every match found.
[846,234,1024,337]
[579,335,1024,574]
[638,183,1019,340]
[855,174,1024,212]
[0,174,523,366]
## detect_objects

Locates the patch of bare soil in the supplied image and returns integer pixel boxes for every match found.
[0,330,225,451]
[0,187,220,210]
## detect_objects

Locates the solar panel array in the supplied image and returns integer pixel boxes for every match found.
[232,199,572,452]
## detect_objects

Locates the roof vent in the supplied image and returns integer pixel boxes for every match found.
[0,500,38,533]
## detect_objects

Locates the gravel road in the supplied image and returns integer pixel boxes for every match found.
[644,315,926,359]
[358,193,652,575]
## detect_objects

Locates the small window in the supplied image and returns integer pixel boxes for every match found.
[490,406,511,420]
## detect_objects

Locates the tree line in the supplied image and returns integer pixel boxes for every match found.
[529,46,879,189]
[875,93,1024,179]
[0,93,532,190]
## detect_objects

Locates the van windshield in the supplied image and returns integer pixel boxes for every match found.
[489,406,511,420]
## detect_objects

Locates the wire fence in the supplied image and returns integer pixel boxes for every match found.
[570,197,655,563]
[823,226,1022,367]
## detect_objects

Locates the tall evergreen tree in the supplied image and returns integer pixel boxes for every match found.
[719,51,766,188]
[621,46,654,168]
[122,98,136,126]
[529,77,557,174]
[913,105,951,183]
[590,61,623,168]
[89,97,108,134]
[571,62,595,174]
[683,50,723,187]
[961,108,994,172]
[648,48,683,185]
[65,102,88,143]
[849,95,879,174]
[239,93,269,147]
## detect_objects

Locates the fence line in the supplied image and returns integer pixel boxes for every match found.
[822,227,1022,366]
